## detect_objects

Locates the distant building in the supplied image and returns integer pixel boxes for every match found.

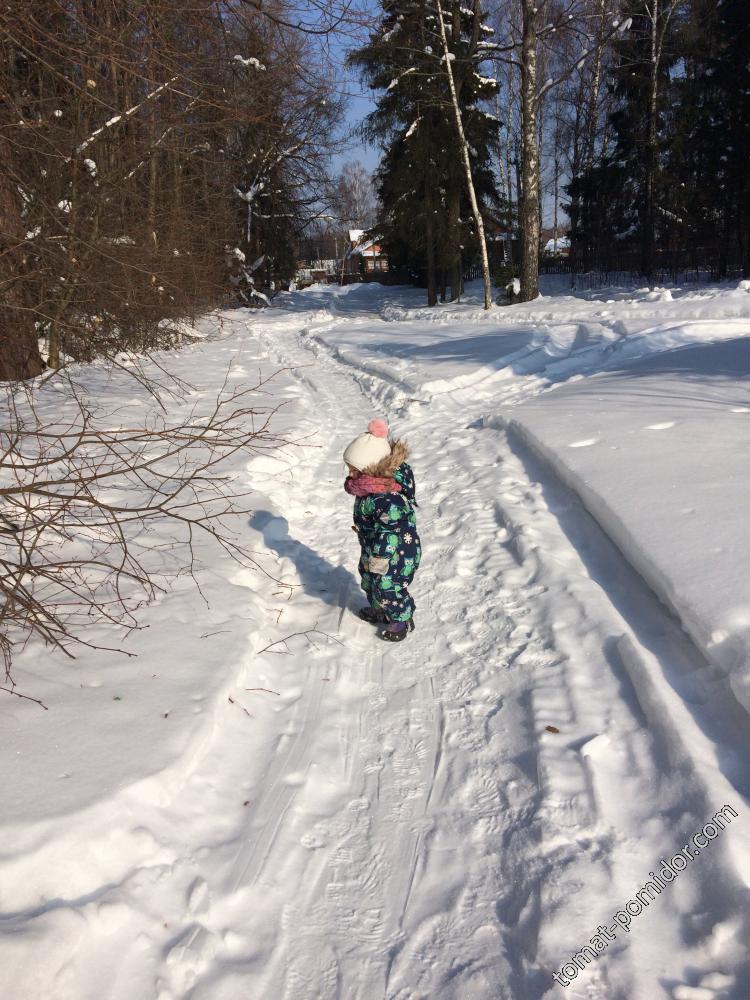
[343,230,390,279]
[483,214,520,265]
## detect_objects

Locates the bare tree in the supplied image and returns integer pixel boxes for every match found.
[485,0,629,300]
[0,0,349,374]
[518,0,541,301]
[332,161,378,230]
[640,0,682,276]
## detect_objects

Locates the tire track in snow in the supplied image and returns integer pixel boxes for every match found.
[247,311,552,997]
[248,315,447,999]
[258,298,748,999]
[157,296,748,1000]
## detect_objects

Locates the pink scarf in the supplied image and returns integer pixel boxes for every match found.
[345,475,402,497]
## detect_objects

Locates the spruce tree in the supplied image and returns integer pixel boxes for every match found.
[349,0,499,304]
[568,1,684,277]
[670,0,750,277]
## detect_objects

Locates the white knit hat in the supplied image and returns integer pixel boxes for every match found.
[343,419,391,472]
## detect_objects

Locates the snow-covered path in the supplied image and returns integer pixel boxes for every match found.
[2,282,749,1000]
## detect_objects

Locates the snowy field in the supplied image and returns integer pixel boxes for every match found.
[2,278,750,1000]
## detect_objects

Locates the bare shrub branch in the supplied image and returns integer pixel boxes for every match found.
[0,363,298,700]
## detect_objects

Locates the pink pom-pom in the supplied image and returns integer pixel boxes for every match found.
[368,419,389,438]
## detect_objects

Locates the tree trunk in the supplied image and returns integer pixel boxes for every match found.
[448,189,462,301]
[0,320,45,381]
[435,0,492,309]
[642,0,660,279]
[0,140,44,381]
[584,0,606,175]
[519,0,540,302]
[425,211,438,306]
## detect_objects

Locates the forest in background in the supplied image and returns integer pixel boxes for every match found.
[346,0,748,303]
[2,0,749,378]
[0,0,352,380]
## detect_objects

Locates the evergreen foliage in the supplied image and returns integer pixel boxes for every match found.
[566,0,683,274]
[567,0,749,279]
[669,0,750,277]
[349,0,500,303]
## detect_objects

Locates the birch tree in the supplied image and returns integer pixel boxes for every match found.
[484,0,629,301]
[350,0,499,305]
[640,0,683,276]
[435,0,493,308]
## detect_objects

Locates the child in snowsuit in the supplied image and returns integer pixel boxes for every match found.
[343,419,421,642]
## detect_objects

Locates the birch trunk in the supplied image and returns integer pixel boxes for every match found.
[583,0,606,174]
[434,0,492,310]
[519,0,540,302]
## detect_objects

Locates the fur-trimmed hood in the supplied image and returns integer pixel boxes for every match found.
[363,439,409,478]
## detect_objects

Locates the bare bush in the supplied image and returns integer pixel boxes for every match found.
[0,362,292,705]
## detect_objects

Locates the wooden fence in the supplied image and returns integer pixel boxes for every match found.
[540,248,746,288]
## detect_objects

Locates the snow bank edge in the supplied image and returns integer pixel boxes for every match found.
[499,415,750,723]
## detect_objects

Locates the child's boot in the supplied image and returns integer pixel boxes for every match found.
[357,606,387,624]
[379,619,415,642]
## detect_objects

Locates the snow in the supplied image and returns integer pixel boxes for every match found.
[405,117,420,139]
[233,55,265,71]
[509,327,750,715]
[387,67,415,90]
[84,158,97,177]
[545,235,571,252]
[2,279,750,999]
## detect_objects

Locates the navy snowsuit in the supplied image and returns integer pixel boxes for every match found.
[351,463,421,622]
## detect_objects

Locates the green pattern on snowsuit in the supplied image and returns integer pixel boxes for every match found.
[353,462,421,622]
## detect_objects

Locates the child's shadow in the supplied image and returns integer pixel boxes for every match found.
[249,510,360,611]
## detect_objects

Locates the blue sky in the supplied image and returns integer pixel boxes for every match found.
[324,7,381,176]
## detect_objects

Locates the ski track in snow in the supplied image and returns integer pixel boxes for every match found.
[2,288,749,1000]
